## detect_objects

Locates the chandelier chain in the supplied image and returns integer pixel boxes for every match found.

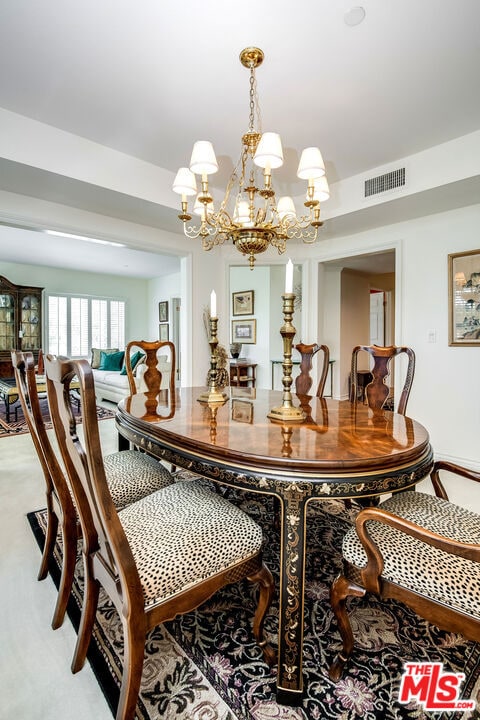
[249,67,256,134]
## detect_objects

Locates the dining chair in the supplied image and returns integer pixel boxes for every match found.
[294,342,330,398]
[329,459,480,682]
[124,339,175,398]
[12,350,77,630]
[12,350,176,629]
[350,344,415,415]
[45,354,275,720]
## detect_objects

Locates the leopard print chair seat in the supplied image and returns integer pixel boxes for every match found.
[341,491,480,619]
[103,450,173,511]
[329,460,480,682]
[118,480,264,606]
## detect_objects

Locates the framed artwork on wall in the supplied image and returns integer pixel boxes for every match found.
[448,249,480,346]
[159,301,169,323]
[232,318,256,344]
[159,323,169,341]
[232,290,254,316]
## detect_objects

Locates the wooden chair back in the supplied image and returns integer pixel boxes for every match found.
[35,348,44,374]
[294,342,330,397]
[11,350,77,628]
[350,344,415,415]
[124,340,176,398]
[44,355,133,590]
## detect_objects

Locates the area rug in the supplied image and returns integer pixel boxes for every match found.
[0,396,115,436]
[27,489,480,720]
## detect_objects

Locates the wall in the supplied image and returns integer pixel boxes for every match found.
[230,265,271,388]
[148,272,181,340]
[230,264,304,390]
[316,202,480,470]
[0,260,150,348]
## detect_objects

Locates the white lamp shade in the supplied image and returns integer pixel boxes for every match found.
[189,141,218,175]
[297,146,325,180]
[277,196,296,220]
[172,167,197,196]
[193,194,214,216]
[312,176,330,202]
[253,132,284,169]
[234,199,251,225]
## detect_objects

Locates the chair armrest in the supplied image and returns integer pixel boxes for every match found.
[430,459,480,499]
[354,504,480,591]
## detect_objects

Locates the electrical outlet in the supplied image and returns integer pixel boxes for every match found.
[427,329,436,343]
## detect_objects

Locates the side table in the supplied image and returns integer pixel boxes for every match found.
[229,361,257,388]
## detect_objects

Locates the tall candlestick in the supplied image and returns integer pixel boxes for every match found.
[210,289,217,317]
[267,290,305,423]
[197,314,228,405]
[285,259,293,294]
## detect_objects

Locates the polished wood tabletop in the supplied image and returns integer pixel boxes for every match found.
[116,387,433,705]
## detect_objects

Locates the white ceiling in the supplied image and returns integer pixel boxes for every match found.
[1,0,479,276]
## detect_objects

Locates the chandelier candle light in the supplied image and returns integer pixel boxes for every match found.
[268,260,305,423]
[172,47,329,269]
[198,290,229,405]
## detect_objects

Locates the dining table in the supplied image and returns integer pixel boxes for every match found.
[116,386,433,706]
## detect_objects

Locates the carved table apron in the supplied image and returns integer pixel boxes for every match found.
[116,387,433,706]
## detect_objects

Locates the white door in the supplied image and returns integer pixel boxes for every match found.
[370,291,385,345]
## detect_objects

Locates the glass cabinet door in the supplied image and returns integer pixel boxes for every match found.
[20,293,42,351]
[0,293,15,352]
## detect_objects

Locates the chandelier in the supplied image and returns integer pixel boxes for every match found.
[172,47,330,269]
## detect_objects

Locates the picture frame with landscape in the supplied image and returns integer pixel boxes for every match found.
[232,318,256,344]
[232,290,254,316]
[159,301,169,323]
[448,249,480,346]
[159,323,169,341]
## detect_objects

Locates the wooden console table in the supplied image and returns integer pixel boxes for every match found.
[229,360,257,388]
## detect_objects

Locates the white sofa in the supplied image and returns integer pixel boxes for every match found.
[90,348,172,404]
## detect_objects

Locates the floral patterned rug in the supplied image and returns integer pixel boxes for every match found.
[27,486,480,720]
[0,395,115,436]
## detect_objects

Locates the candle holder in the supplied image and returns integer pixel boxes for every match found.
[198,316,229,404]
[267,293,305,423]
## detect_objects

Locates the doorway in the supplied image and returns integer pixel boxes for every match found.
[321,249,396,398]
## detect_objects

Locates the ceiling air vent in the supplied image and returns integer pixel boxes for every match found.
[364,167,405,197]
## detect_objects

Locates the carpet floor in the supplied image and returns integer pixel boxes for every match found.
[27,489,480,720]
[0,395,115,436]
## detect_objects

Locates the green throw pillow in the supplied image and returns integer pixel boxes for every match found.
[99,350,125,371]
[120,350,145,375]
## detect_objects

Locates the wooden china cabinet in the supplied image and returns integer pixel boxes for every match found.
[0,275,43,378]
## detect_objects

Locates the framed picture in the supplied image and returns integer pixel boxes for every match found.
[232,318,256,344]
[448,249,480,346]
[231,399,254,424]
[159,323,169,341]
[159,301,169,323]
[232,290,254,316]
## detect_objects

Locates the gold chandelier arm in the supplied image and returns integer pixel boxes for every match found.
[285,225,319,243]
